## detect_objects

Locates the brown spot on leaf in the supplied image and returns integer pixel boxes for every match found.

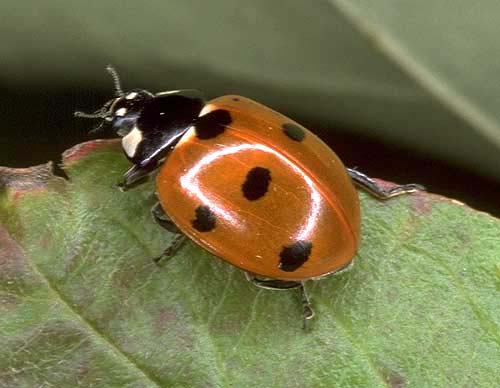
[154,308,178,334]
[372,178,394,191]
[383,368,406,388]
[112,262,151,290]
[0,163,55,200]
[62,139,121,166]
[0,226,29,277]
[0,294,20,310]
[39,234,51,249]
[77,361,89,379]
[411,192,432,215]
[153,309,196,352]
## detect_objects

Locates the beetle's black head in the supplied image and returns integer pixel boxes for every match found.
[75,66,205,168]
[106,89,155,136]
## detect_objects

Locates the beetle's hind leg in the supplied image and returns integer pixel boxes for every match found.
[347,168,425,200]
[245,273,314,329]
[151,202,187,265]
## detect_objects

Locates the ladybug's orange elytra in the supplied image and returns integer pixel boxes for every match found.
[156,96,360,281]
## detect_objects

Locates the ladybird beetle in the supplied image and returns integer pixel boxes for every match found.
[76,66,423,328]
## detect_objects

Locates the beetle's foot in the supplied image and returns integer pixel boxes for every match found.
[302,305,314,330]
[300,282,314,330]
[153,234,187,266]
[384,183,425,198]
[115,181,130,192]
[347,168,425,200]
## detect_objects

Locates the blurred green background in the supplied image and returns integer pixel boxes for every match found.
[1,1,499,215]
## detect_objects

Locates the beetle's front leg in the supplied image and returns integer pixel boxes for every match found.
[117,163,159,191]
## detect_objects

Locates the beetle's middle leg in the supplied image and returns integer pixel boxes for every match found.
[151,202,187,265]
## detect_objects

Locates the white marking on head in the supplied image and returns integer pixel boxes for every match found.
[122,127,143,158]
[126,92,138,100]
[115,107,127,117]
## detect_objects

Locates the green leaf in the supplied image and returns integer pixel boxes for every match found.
[1,140,499,387]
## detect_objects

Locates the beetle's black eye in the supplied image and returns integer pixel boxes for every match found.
[108,90,154,136]
[110,98,128,117]
[110,90,153,118]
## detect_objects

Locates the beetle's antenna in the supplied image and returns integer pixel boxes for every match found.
[74,66,122,133]
[106,64,124,97]
[74,109,106,119]
[74,108,108,133]
[74,98,114,119]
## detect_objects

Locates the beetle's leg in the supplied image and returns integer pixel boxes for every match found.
[347,168,425,200]
[118,163,160,191]
[245,273,314,329]
[151,202,187,265]
[151,202,181,233]
[244,272,301,289]
[299,282,315,329]
[152,234,187,265]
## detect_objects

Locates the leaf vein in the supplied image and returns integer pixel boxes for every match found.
[20,248,163,387]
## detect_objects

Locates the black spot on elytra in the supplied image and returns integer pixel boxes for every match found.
[195,109,232,139]
[282,123,305,142]
[242,167,271,201]
[232,97,240,101]
[279,241,312,272]
[191,205,217,232]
